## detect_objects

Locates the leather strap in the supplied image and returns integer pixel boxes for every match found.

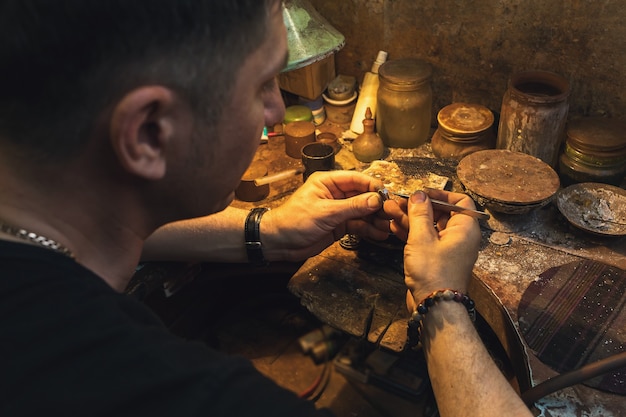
[244,207,270,266]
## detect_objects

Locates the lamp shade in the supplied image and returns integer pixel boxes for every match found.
[282,0,345,72]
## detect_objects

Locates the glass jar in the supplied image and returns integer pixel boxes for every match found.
[376,58,432,148]
[431,102,496,159]
[558,117,626,186]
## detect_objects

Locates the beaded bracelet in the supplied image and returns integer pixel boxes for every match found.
[405,289,476,350]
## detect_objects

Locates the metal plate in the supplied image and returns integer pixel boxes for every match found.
[457,149,560,213]
[556,182,626,236]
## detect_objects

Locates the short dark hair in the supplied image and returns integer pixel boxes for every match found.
[0,0,278,163]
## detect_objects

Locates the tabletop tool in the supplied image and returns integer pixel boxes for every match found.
[378,188,490,220]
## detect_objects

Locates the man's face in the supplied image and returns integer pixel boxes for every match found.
[193,2,287,215]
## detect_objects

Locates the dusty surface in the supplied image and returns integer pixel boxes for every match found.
[284,152,626,416]
[289,209,626,416]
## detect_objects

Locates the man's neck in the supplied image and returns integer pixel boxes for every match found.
[0,176,148,292]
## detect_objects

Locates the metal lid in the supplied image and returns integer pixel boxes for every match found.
[567,117,626,153]
[457,149,560,206]
[437,103,494,135]
[378,58,432,91]
[284,105,313,123]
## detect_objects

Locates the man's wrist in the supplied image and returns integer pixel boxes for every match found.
[411,284,469,306]
[420,301,475,335]
[244,207,270,266]
[406,289,476,349]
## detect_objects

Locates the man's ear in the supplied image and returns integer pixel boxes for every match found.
[109,86,186,180]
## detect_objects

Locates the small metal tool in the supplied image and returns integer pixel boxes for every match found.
[377,188,391,201]
[381,188,490,221]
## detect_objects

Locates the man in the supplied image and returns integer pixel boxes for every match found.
[0,0,531,416]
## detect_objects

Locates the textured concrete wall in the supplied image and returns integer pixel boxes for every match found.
[309,0,625,121]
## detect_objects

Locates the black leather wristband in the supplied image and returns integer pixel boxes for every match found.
[244,207,270,266]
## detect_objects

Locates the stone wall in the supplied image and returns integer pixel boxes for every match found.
[309,0,625,122]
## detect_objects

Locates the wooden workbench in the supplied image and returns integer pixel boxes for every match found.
[230,126,626,416]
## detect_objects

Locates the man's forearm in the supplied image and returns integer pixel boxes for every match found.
[141,206,249,263]
[421,302,532,417]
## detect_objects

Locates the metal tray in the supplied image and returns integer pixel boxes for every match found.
[556,182,626,236]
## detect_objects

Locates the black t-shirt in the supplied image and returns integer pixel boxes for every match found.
[0,241,334,417]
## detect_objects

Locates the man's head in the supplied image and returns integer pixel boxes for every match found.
[0,0,281,164]
[0,0,287,223]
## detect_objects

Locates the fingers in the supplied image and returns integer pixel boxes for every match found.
[326,192,383,223]
[406,191,438,244]
[283,171,384,227]
[345,219,390,241]
[308,170,384,198]
[424,188,476,210]
[371,215,393,233]
[390,222,408,242]
[383,199,406,220]
[379,189,479,240]
[406,289,417,313]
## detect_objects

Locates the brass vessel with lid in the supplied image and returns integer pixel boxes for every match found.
[431,102,496,159]
[559,117,626,186]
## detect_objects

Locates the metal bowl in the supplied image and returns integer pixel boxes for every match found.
[556,182,626,236]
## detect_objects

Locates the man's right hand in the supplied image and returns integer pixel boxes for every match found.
[386,189,481,306]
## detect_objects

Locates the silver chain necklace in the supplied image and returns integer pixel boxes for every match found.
[0,221,75,259]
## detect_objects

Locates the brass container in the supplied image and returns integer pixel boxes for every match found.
[316,131,341,154]
[558,117,626,186]
[284,121,316,159]
[353,112,384,162]
[431,102,496,159]
[235,162,270,202]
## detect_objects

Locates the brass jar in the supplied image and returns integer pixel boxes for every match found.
[431,103,496,159]
[558,117,626,186]
[352,108,384,162]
